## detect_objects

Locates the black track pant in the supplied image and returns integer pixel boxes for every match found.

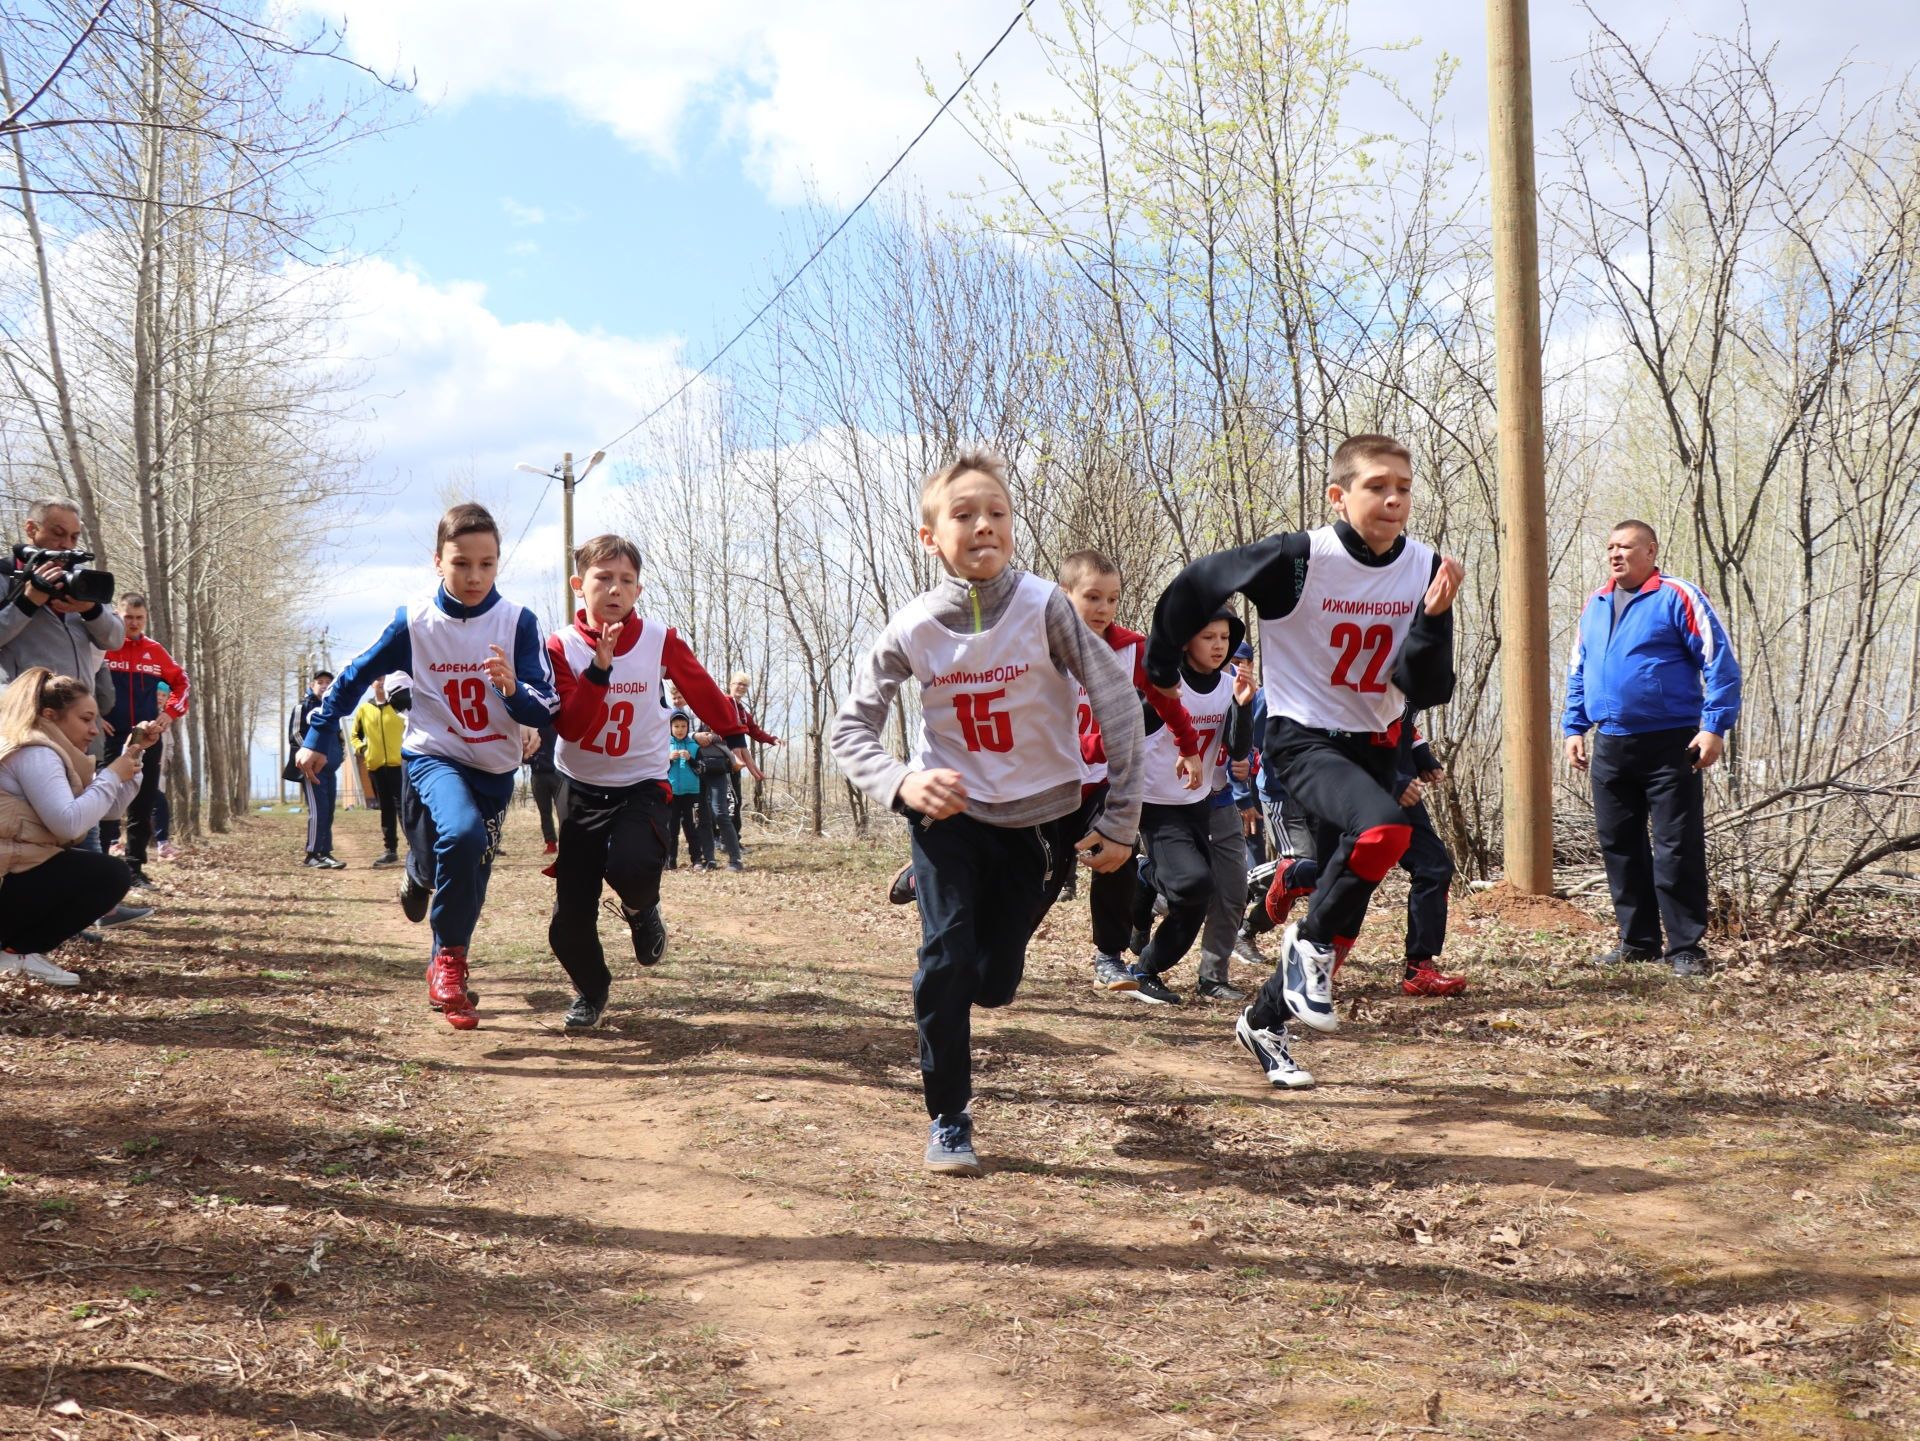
[1589,727,1707,957]
[1402,800,1453,961]
[1249,719,1412,1030]
[530,769,561,846]
[1057,782,1133,956]
[548,777,671,1006]
[668,793,702,867]
[0,849,130,954]
[99,731,162,865]
[370,765,402,853]
[1134,800,1214,977]
[909,809,1073,1120]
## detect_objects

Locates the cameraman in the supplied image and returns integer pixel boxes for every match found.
[0,499,123,686]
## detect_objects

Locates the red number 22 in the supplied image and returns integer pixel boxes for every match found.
[1329,623,1393,694]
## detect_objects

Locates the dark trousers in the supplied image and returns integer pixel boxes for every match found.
[908,809,1071,1119]
[99,730,163,865]
[549,778,671,1005]
[1590,727,1708,956]
[729,769,745,836]
[152,789,170,843]
[370,765,403,853]
[699,775,740,865]
[303,765,338,857]
[668,793,701,867]
[530,769,561,846]
[1056,782,1133,956]
[1250,720,1411,1030]
[0,849,130,954]
[1134,800,1214,976]
[1401,800,1453,961]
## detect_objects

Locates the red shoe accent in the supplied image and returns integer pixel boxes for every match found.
[1332,936,1354,978]
[544,840,557,855]
[1264,881,1313,928]
[1401,961,1467,997]
[427,946,474,1013]
[540,861,558,879]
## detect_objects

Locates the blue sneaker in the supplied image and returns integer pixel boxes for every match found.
[925,1113,982,1176]
[1279,923,1339,1033]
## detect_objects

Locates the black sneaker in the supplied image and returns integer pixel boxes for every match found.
[887,861,917,905]
[1127,924,1152,956]
[728,859,745,873]
[605,899,668,965]
[1594,944,1657,966]
[1196,976,1248,1003]
[399,875,430,924]
[371,850,399,868]
[97,903,154,929]
[1667,949,1709,978]
[564,996,606,1030]
[1126,967,1184,1006]
[126,864,153,889]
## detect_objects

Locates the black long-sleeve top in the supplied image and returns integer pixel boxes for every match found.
[1146,522,1456,713]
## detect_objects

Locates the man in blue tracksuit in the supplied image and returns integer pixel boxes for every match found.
[1564,520,1742,977]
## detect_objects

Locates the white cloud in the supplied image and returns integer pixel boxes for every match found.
[305,256,691,644]
[501,197,546,226]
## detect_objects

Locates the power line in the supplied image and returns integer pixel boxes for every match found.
[592,0,1038,462]
[502,469,557,576]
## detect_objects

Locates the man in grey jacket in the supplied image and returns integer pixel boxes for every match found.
[0,499,123,685]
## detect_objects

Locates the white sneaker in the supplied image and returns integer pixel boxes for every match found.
[1235,1007,1315,1089]
[0,951,80,987]
[1279,923,1339,1033]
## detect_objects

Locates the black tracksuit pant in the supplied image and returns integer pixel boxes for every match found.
[1062,782,1133,957]
[1133,799,1213,977]
[0,849,130,953]
[370,765,403,853]
[99,731,162,865]
[1401,799,1453,961]
[548,777,672,1006]
[1249,718,1412,1030]
[530,768,561,846]
[668,793,702,867]
[1589,726,1708,956]
[908,808,1074,1120]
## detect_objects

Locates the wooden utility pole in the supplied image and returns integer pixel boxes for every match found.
[560,450,576,616]
[1487,0,1555,893]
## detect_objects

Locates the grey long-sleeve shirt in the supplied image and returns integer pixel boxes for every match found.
[831,566,1144,845]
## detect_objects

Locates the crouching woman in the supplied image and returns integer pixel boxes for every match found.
[0,667,158,985]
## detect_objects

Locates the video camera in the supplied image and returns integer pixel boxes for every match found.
[9,545,114,607]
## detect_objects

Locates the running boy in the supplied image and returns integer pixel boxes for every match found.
[1125,611,1253,1006]
[545,535,752,1030]
[1148,434,1463,1087]
[1058,549,1202,994]
[296,503,559,1030]
[831,449,1143,1177]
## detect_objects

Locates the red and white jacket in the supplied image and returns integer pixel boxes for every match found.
[104,634,190,734]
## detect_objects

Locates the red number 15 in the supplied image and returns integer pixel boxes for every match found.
[956,688,1013,753]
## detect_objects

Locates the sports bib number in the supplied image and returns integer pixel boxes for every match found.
[580,701,635,756]
[443,677,491,731]
[1329,623,1393,694]
[955,688,1013,753]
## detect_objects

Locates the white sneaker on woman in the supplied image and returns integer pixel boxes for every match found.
[0,951,80,987]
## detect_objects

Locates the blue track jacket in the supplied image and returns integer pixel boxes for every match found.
[1563,571,1742,738]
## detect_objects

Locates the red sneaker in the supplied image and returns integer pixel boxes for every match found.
[426,947,480,1026]
[1401,960,1467,997]
[1264,880,1312,928]
[543,840,557,855]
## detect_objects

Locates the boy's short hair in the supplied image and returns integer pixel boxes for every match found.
[313,669,334,683]
[919,447,1011,528]
[1329,434,1412,490]
[436,502,500,553]
[1059,549,1120,592]
[1610,518,1658,545]
[119,592,148,610]
[574,533,643,575]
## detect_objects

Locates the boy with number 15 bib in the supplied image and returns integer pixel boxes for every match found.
[297,503,559,1030]
[832,449,1144,1177]
[1148,435,1464,1088]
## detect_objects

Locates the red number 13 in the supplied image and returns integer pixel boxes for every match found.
[442,677,490,730]
[956,688,1013,753]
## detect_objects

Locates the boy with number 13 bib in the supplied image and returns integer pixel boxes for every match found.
[832,449,1144,1177]
[1148,435,1464,1088]
[297,503,559,1030]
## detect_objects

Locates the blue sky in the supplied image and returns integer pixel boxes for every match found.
[252,0,1917,790]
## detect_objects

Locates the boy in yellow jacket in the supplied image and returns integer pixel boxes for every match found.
[350,675,407,867]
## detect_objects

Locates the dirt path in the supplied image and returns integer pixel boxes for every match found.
[3,812,1916,1440]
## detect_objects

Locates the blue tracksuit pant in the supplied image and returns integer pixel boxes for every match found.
[402,753,514,951]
